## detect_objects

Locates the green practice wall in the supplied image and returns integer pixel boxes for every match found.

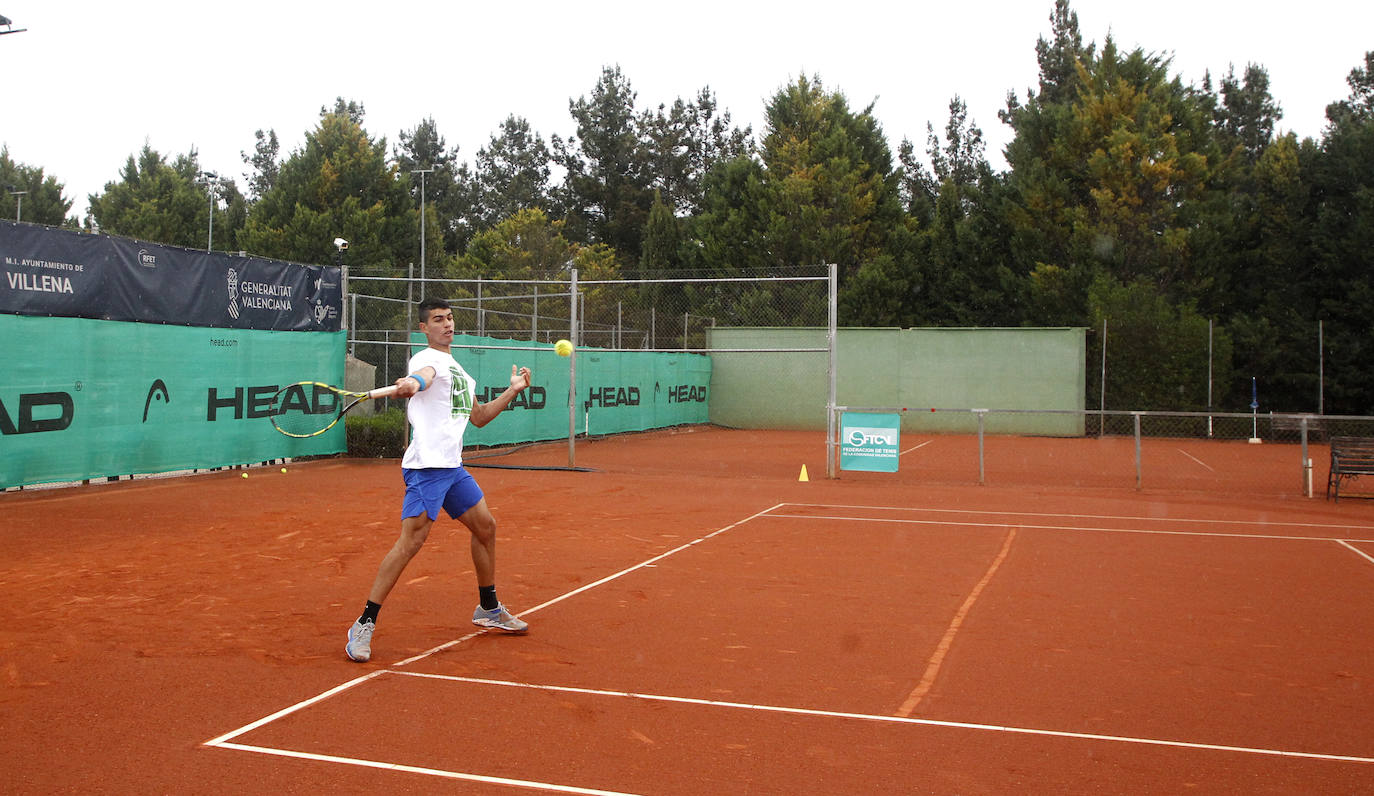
[0,315,344,488]
[415,334,712,447]
[708,327,1086,434]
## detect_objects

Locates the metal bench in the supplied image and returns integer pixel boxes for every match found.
[1327,436,1374,501]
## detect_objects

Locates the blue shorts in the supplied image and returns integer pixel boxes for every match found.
[402,467,485,521]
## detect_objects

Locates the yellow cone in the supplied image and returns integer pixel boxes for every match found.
[798,464,809,482]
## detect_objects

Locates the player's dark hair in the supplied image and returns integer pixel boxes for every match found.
[417,298,450,323]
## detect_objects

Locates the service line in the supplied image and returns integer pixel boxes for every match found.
[394,672,1374,766]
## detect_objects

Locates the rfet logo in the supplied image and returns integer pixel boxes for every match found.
[137,249,157,268]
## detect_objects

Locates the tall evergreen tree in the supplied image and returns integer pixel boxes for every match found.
[89,145,245,250]
[1307,52,1374,413]
[395,116,471,259]
[640,88,752,216]
[240,129,281,200]
[1,147,74,227]
[1002,32,1223,318]
[240,104,411,274]
[473,116,554,228]
[552,66,653,262]
[1216,63,1283,162]
[757,74,902,278]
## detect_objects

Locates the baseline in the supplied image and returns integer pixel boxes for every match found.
[767,505,1374,544]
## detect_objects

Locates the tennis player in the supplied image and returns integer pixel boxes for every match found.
[347,298,532,662]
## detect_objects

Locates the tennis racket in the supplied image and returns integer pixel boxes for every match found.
[269,382,400,438]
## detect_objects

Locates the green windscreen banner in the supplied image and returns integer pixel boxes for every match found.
[0,315,345,488]
[410,334,711,446]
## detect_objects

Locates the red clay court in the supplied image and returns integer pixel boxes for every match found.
[4,427,1373,793]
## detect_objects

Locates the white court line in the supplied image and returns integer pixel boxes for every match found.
[1337,539,1374,566]
[393,672,1374,766]
[778,502,1374,532]
[204,504,785,745]
[901,440,933,455]
[764,512,1374,544]
[1178,448,1216,471]
[510,503,785,620]
[203,671,387,747]
[211,742,641,795]
[205,500,1374,785]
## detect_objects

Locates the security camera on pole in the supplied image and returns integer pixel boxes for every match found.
[334,238,349,346]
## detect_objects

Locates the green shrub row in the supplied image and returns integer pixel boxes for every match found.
[345,409,407,458]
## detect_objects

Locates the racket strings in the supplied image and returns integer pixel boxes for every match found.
[271,383,346,437]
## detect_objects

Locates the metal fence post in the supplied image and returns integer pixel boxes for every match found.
[1301,416,1313,498]
[1134,412,1142,490]
[975,409,987,485]
[568,268,578,468]
[826,263,838,479]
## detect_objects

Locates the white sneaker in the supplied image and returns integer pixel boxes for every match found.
[471,604,528,633]
[346,619,375,662]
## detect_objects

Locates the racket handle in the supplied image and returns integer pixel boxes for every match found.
[368,384,402,399]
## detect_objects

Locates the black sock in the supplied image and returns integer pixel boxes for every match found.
[359,600,381,625]
[478,585,498,611]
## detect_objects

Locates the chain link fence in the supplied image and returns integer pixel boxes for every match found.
[343,267,837,462]
[837,407,1374,499]
[340,269,1370,498]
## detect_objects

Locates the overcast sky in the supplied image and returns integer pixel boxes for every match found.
[3,1,1370,220]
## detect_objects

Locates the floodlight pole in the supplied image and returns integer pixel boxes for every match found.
[0,14,27,35]
[199,171,221,251]
[7,187,27,222]
[412,167,433,295]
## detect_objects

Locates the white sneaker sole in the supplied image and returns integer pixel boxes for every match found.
[472,618,528,634]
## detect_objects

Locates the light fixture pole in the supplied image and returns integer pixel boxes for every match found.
[411,167,433,294]
[0,14,29,35]
[6,186,27,222]
[198,172,222,251]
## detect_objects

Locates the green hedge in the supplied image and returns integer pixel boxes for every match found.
[345,409,407,458]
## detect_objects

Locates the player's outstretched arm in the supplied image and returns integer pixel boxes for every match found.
[471,364,531,427]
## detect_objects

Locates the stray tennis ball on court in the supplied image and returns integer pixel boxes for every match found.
[241,472,249,479]
[280,467,288,474]
[554,338,573,357]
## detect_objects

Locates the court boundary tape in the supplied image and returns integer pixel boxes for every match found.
[393,671,1374,765]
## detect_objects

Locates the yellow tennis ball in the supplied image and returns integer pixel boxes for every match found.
[280,467,288,474]
[241,472,249,479]
[554,339,574,357]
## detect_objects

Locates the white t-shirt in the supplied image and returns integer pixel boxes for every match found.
[401,346,476,469]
